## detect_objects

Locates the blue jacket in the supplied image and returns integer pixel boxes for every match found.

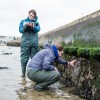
[28,43,68,71]
[19,16,40,46]
[19,16,40,33]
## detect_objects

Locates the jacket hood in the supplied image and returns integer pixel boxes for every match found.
[43,43,59,59]
[43,43,52,50]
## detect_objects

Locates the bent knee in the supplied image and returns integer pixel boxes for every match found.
[54,72,61,81]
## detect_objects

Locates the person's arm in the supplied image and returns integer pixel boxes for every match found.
[19,20,25,33]
[55,57,76,67]
[32,22,40,33]
[42,51,55,71]
[55,57,68,65]
[19,20,30,33]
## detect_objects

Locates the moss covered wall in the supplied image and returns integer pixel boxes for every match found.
[57,55,100,100]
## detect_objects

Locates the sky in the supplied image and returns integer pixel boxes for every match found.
[0,0,100,37]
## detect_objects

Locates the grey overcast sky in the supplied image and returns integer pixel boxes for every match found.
[0,0,100,37]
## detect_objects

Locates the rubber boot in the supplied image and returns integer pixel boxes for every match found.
[21,63,26,78]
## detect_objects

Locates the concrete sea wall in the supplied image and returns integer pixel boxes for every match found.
[39,10,100,47]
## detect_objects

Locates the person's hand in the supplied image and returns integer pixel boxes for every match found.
[27,22,34,28]
[27,22,31,26]
[68,59,77,67]
[30,22,34,28]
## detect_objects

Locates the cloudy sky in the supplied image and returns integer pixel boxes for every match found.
[0,0,100,37]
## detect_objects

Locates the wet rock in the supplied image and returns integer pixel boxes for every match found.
[0,67,8,69]
[0,52,12,55]
[7,42,20,46]
[3,52,12,55]
[71,60,81,85]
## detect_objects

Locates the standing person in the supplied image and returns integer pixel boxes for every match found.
[19,9,40,78]
[27,43,76,91]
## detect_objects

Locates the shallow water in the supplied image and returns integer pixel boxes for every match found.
[0,46,84,100]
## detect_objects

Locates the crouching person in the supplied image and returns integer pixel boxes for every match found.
[27,43,76,91]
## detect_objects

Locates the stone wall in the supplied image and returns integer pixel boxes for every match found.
[57,55,100,100]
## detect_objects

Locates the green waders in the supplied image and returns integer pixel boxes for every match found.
[21,33,39,77]
[27,68,61,90]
